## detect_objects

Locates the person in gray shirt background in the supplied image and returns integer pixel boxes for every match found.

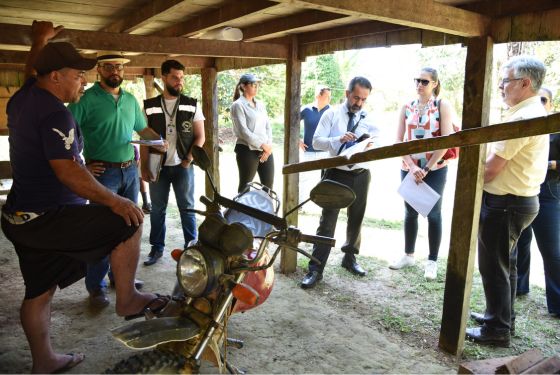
[230,73,274,193]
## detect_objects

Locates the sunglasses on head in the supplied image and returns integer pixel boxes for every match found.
[541,96,549,105]
[414,78,431,87]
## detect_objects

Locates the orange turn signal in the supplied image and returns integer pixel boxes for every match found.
[171,249,183,262]
[232,283,259,306]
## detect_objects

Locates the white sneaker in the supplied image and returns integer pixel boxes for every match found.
[424,260,438,280]
[389,255,415,270]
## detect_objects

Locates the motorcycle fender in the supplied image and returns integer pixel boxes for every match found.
[110,317,201,350]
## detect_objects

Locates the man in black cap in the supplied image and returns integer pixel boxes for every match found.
[1,21,169,373]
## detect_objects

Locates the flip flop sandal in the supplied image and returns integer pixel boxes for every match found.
[51,352,85,374]
[124,293,171,321]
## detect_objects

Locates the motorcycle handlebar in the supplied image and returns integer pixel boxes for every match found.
[299,234,336,247]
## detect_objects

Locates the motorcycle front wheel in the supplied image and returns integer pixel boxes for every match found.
[106,349,193,374]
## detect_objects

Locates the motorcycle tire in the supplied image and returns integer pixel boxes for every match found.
[106,350,191,374]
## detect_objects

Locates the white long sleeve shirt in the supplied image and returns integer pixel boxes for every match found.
[231,96,272,151]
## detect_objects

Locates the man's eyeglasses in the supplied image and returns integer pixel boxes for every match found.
[498,77,523,87]
[99,63,124,72]
[414,78,432,87]
[541,96,549,105]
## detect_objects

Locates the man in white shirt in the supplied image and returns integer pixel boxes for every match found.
[141,60,205,266]
[467,56,548,347]
[301,76,380,289]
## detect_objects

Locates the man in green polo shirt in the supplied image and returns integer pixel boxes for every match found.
[68,53,164,308]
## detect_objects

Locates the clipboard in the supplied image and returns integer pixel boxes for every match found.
[147,152,164,182]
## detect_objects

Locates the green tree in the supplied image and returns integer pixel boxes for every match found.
[301,54,345,106]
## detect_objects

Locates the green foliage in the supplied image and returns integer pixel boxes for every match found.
[301,54,346,106]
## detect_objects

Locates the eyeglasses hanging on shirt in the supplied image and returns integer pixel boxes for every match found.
[162,97,180,135]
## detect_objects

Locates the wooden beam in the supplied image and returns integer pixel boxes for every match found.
[143,70,157,99]
[439,35,493,356]
[0,24,289,60]
[156,0,282,37]
[0,50,215,69]
[300,28,463,59]
[243,10,349,42]
[0,161,11,180]
[271,0,489,37]
[282,112,560,174]
[492,8,560,43]
[201,67,220,198]
[280,36,301,274]
[215,57,284,72]
[101,0,189,33]
[298,21,408,45]
[461,0,560,17]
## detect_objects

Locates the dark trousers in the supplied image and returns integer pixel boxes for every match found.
[308,168,371,273]
[401,167,447,261]
[515,179,560,314]
[234,144,275,193]
[478,192,539,332]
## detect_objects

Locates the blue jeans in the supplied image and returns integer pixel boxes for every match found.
[85,164,139,292]
[478,192,539,332]
[401,167,447,261]
[515,179,560,315]
[149,165,196,252]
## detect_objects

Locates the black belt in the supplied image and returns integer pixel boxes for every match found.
[88,159,135,168]
[484,192,538,202]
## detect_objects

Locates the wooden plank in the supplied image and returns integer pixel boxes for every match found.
[522,356,560,374]
[0,23,289,60]
[156,0,282,37]
[298,21,408,45]
[272,0,490,37]
[280,36,301,274]
[458,356,517,374]
[492,8,560,43]
[101,0,189,33]
[201,67,220,198]
[0,50,214,69]
[0,161,12,180]
[496,349,544,374]
[461,0,560,17]
[282,112,560,175]
[215,58,283,72]
[143,72,157,99]
[243,10,348,42]
[438,36,493,356]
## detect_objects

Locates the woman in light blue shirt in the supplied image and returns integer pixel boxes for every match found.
[230,73,274,192]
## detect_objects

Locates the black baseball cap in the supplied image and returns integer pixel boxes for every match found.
[34,42,97,75]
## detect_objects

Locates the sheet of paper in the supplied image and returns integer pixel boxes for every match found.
[397,171,441,218]
[130,139,165,146]
[147,152,163,182]
[339,137,375,159]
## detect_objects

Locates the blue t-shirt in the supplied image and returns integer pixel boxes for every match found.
[4,78,87,212]
[301,104,330,152]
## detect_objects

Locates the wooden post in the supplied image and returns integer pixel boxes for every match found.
[143,69,157,99]
[439,35,493,355]
[201,67,220,197]
[280,36,302,274]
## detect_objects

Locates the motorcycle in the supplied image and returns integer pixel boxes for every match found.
[107,146,355,374]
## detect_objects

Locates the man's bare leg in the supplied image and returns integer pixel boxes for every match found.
[21,286,83,373]
[110,225,158,316]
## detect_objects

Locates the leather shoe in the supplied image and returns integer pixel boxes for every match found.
[301,271,323,289]
[341,257,366,276]
[144,249,163,266]
[89,288,110,308]
[465,326,510,347]
[110,278,144,290]
[470,311,515,335]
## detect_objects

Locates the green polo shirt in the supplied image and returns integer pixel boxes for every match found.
[68,82,146,162]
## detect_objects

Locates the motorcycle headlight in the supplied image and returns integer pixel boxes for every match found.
[177,247,223,298]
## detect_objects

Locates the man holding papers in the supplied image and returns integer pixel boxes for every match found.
[68,52,164,308]
[467,56,549,347]
[141,60,205,266]
[301,76,379,289]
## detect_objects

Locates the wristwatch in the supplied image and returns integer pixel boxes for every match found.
[423,166,430,173]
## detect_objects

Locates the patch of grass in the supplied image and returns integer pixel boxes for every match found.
[300,211,403,231]
[379,307,413,333]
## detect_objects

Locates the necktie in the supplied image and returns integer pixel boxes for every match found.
[345,112,357,149]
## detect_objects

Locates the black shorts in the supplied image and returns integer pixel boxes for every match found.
[1,205,139,299]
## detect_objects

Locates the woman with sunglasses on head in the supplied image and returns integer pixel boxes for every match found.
[231,73,274,193]
[515,87,560,317]
[390,67,454,280]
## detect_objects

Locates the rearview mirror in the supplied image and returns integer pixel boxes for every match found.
[191,145,212,171]
[310,180,355,209]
